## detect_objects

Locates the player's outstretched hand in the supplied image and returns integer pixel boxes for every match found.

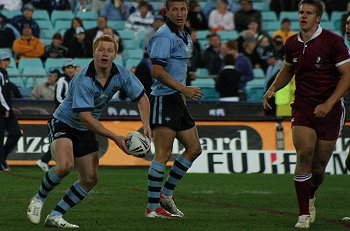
[183,86,204,100]
[263,89,274,110]
[113,135,131,155]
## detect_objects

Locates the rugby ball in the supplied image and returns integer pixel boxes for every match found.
[125,131,151,157]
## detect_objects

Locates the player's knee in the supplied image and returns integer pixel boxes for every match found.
[55,162,74,177]
[187,145,202,161]
[80,174,98,188]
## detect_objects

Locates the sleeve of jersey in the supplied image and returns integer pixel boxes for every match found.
[72,78,94,112]
[149,36,171,66]
[122,71,145,102]
[331,36,350,67]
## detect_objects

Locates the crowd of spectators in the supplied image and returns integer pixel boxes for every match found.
[0,0,349,104]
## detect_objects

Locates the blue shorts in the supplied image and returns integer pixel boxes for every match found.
[150,93,195,131]
[48,117,99,157]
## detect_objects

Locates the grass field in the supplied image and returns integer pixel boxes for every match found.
[1,167,350,231]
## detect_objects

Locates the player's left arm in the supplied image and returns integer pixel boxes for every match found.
[314,61,350,118]
[136,93,152,141]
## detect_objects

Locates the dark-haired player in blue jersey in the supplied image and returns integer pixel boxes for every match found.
[264,0,350,228]
[145,0,204,219]
[27,34,151,228]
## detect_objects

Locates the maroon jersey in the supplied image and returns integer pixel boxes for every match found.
[285,27,350,105]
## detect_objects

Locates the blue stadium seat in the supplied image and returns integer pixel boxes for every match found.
[54,20,71,34]
[320,13,329,22]
[114,57,124,67]
[45,58,66,71]
[261,11,278,22]
[108,20,126,31]
[33,10,50,21]
[253,68,265,79]
[76,11,98,21]
[74,58,92,68]
[262,21,280,32]
[245,78,265,103]
[22,67,47,88]
[9,58,16,69]
[1,10,21,19]
[253,2,269,11]
[0,48,13,58]
[322,21,335,30]
[331,11,346,31]
[118,30,135,40]
[196,30,210,40]
[125,48,144,59]
[279,11,299,22]
[36,20,54,30]
[217,30,238,40]
[18,58,44,74]
[123,39,136,49]
[136,30,147,49]
[124,58,140,70]
[195,68,209,78]
[41,38,52,46]
[9,76,25,88]
[40,28,55,39]
[191,78,215,87]
[7,67,19,76]
[51,10,74,27]
[83,20,97,30]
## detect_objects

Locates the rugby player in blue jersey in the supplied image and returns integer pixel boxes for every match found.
[27,34,151,228]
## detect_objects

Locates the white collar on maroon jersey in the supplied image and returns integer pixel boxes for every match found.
[297,26,323,43]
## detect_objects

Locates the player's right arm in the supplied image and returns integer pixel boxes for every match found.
[263,62,294,110]
[152,64,203,100]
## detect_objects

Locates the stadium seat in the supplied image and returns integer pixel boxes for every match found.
[261,11,278,22]
[8,58,16,69]
[74,58,92,68]
[198,39,208,49]
[76,11,98,21]
[124,58,140,70]
[1,10,21,19]
[7,67,19,76]
[40,28,55,39]
[108,20,126,31]
[196,30,210,40]
[36,20,54,30]
[114,57,124,67]
[83,20,97,29]
[136,30,147,49]
[320,13,329,22]
[322,21,335,30]
[9,76,25,88]
[22,67,47,88]
[253,68,265,79]
[54,20,71,34]
[123,39,136,49]
[33,10,50,21]
[51,10,74,27]
[279,11,299,22]
[191,78,215,87]
[195,68,209,78]
[18,58,44,74]
[41,38,52,46]
[253,2,269,11]
[0,48,13,58]
[217,30,238,40]
[245,78,265,102]
[262,21,280,32]
[45,58,66,71]
[125,48,144,59]
[331,11,346,31]
[118,30,135,40]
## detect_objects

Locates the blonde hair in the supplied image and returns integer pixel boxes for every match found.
[93,34,118,53]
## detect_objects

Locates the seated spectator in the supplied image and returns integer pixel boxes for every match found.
[55,59,76,107]
[10,3,40,38]
[102,27,124,54]
[187,0,208,30]
[221,40,254,101]
[63,17,84,48]
[68,27,92,58]
[86,16,109,41]
[134,52,152,96]
[0,0,22,11]
[215,54,241,99]
[208,0,235,32]
[234,0,261,32]
[92,0,106,13]
[143,15,165,49]
[73,0,92,13]
[272,18,296,44]
[265,52,282,90]
[242,36,264,69]
[256,34,275,71]
[125,1,154,31]
[187,29,204,85]
[32,0,71,14]
[202,0,240,21]
[0,13,17,48]
[42,33,68,61]
[31,68,60,100]
[203,33,222,75]
[237,17,269,52]
[100,0,130,21]
[13,23,44,59]
[129,0,154,14]
[272,35,286,59]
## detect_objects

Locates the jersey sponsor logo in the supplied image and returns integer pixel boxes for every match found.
[54,132,66,138]
[293,57,298,63]
[315,56,322,68]
[165,116,171,122]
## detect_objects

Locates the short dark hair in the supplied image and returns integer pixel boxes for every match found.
[223,54,235,65]
[298,0,324,17]
[52,32,62,40]
[165,0,188,8]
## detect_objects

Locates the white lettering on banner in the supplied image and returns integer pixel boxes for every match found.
[188,151,349,175]
[107,107,139,116]
[16,136,50,154]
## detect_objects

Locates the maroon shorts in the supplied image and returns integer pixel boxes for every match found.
[291,100,345,141]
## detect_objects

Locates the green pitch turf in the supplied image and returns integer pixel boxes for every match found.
[1,167,349,231]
